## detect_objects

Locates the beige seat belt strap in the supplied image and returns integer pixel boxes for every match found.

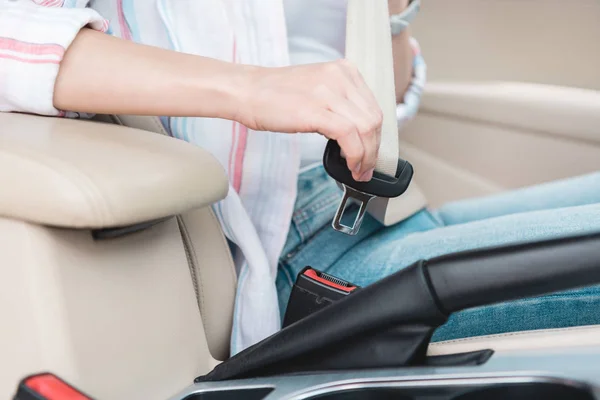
[326,0,426,234]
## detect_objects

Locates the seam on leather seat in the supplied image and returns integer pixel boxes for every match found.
[431,325,600,346]
[110,115,124,126]
[150,117,169,136]
[176,216,205,329]
[205,208,237,287]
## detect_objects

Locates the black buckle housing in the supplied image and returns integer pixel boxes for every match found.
[322,139,413,198]
[282,267,359,328]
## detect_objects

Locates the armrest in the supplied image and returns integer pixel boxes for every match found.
[421,81,600,144]
[0,113,228,229]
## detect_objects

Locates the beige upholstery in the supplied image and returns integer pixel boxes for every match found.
[0,216,211,400]
[403,82,600,207]
[412,0,600,90]
[101,114,238,361]
[1,95,598,399]
[0,113,228,228]
[0,113,236,399]
[177,209,236,362]
[420,82,600,144]
[428,325,600,356]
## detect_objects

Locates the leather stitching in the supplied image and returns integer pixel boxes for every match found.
[176,216,206,328]
[177,209,236,360]
[206,208,237,287]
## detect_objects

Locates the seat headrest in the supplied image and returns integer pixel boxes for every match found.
[0,113,228,229]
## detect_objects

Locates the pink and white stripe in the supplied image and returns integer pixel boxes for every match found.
[227,40,248,193]
[32,0,65,7]
[0,0,107,115]
[0,37,64,65]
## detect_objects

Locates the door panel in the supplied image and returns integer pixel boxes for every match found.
[402,82,600,207]
[404,1,600,206]
[411,0,600,90]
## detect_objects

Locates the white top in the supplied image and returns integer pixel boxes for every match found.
[284,0,348,168]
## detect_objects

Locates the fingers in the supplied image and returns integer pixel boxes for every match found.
[335,60,384,181]
[345,89,382,179]
[311,109,366,181]
[316,86,379,181]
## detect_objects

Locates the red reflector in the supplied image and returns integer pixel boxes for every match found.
[25,374,90,400]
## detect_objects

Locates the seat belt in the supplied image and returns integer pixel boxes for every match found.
[324,0,427,235]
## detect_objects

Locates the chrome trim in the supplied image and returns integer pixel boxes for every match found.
[285,374,593,400]
[168,384,275,400]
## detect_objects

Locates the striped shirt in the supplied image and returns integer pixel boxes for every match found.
[0,0,426,354]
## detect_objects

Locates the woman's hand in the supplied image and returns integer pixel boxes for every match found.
[237,61,383,182]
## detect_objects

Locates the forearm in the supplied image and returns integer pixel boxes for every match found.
[53,28,384,181]
[388,0,414,104]
[54,28,248,119]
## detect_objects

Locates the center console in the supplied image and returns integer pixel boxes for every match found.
[170,346,600,399]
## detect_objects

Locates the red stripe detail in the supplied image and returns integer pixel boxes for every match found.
[0,53,60,64]
[304,270,357,293]
[116,0,132,40]
[25,374,91,400]
[228,121,237,182]
[228,38,247,192]
[100,19,110,33]
[33,0,63,6]
[0,38,64,58]
[232,124,248,192]
[227,38,237,184]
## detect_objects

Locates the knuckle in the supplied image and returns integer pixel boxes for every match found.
[342,123,358,139]
[312,83,330,98]
[332,121,356,140]
[375,110,384,126]
[337,58,349,67]
[359,122,376,137]
[351,146,365,161]
[325,62,341,74]
[339,59,357,73]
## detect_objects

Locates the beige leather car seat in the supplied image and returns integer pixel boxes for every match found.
[0,113,236,400]
[2,112,600,400]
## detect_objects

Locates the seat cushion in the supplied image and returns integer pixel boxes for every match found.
[428,325,600,356]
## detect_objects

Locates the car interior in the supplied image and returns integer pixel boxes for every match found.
[2,0,600,399]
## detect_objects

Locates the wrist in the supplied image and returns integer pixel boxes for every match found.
[222,64,262,123]
[190,59,257,121]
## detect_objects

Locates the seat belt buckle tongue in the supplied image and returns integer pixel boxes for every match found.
[14,373,94,400]
[323,140,414,235]
[282,267,359,327]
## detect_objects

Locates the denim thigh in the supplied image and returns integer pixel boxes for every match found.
[278,166,600,340]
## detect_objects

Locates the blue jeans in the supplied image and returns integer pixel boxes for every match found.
[277,166,600,342]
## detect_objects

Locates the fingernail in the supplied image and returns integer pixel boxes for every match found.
[359,169,374,182]
[353,162,362,174]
